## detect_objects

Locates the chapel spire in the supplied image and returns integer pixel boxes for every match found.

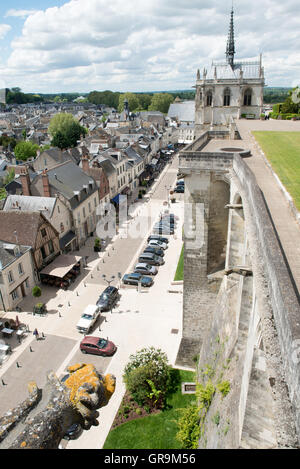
[226,6,235,67]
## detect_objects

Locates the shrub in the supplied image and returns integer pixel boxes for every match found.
[217,380,230,398]
[123,347,171,407]
[212,411,220,426]
[196,380,215,409]
[32,286,42,298]
[176,405,201,449]
[124,365,155,406]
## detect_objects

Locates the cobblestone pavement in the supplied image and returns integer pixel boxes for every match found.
[0,152,187,449]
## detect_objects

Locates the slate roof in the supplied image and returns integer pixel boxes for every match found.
[44,161,98,209]
[94,158,116,177]
[207,59,262,80]
[0,241,30,270]
[3,195,57,220]
[168,101,195,123]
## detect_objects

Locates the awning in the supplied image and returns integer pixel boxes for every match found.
[59,231,76,250]
[122,186,130,195]
[111,194,121,204]
[40,254,82,278]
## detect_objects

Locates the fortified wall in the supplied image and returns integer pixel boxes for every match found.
[176,131,300,448]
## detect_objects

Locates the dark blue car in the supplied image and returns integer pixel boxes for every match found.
[122,273,154,287]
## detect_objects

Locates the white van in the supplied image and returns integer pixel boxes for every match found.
[76,304,100,334]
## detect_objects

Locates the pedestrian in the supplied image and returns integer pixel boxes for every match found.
[33,328,39,340]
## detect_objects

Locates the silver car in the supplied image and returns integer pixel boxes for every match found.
[134,263,158,276]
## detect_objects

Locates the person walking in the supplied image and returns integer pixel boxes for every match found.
[33,328,39,340]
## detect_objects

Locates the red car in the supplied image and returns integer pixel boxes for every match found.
[80,336,117,356]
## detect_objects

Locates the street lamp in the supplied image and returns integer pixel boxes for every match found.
[102,274,115,286]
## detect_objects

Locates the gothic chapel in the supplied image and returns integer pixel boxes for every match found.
[194,7,265,138]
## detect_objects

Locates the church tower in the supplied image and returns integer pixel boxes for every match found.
[194,6,265,138]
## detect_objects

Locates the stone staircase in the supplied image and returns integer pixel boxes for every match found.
[240,347,278,449]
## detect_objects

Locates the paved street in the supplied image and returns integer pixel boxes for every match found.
[0,152,187,449]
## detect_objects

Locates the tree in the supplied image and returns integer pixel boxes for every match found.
[3,168,15,186]
[49,113,87,149]
[14,141,39,161]
[280,88,300,114]
[148,93,174,113]
[51,131,69,150]
[137,93,152,110]
[117,92,139,113]
[48,113,76,137]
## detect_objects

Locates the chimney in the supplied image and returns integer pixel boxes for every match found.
[42,170,51,197]
[20,166,31,196]
[81,155,90,173]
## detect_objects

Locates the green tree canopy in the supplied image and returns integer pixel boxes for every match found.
[49,113,87,149]
[118,92,140,113]
[48,113,77,137]
[14,141,40,161]
[148,93,174,113]
[280,88,300,114]
[88,90,120,109]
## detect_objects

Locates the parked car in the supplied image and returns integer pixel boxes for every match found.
[153,224,175,235]
[161,212,179,220]
[76,304,100,334]
[96,286,119,311]
[152,226,174,235]
[148,239,168,250]
[158,216,176,227]
[176,179,185,186]
[144,246,164,257]
[138,252,165,265]
[80,336,117,356]
[63,423,83,441]
[174,186,184,193]
[134,263,158,276]
[122,272,154,287]
[147,235,169,244]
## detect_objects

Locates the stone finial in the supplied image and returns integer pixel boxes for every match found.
[197,69,200,80]
[0,364,116,449]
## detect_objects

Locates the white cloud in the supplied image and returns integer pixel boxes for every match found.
[1,0,300,92]
[5,9,39,18]
[0,24,11,39]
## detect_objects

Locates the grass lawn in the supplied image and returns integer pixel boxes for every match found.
[174,244,184,281]
[252,131,300,210]
[103,369,196,449]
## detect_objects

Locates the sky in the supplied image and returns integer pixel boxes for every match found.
[0,0,299,94]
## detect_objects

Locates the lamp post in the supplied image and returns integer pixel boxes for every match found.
[102,274,115,287]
